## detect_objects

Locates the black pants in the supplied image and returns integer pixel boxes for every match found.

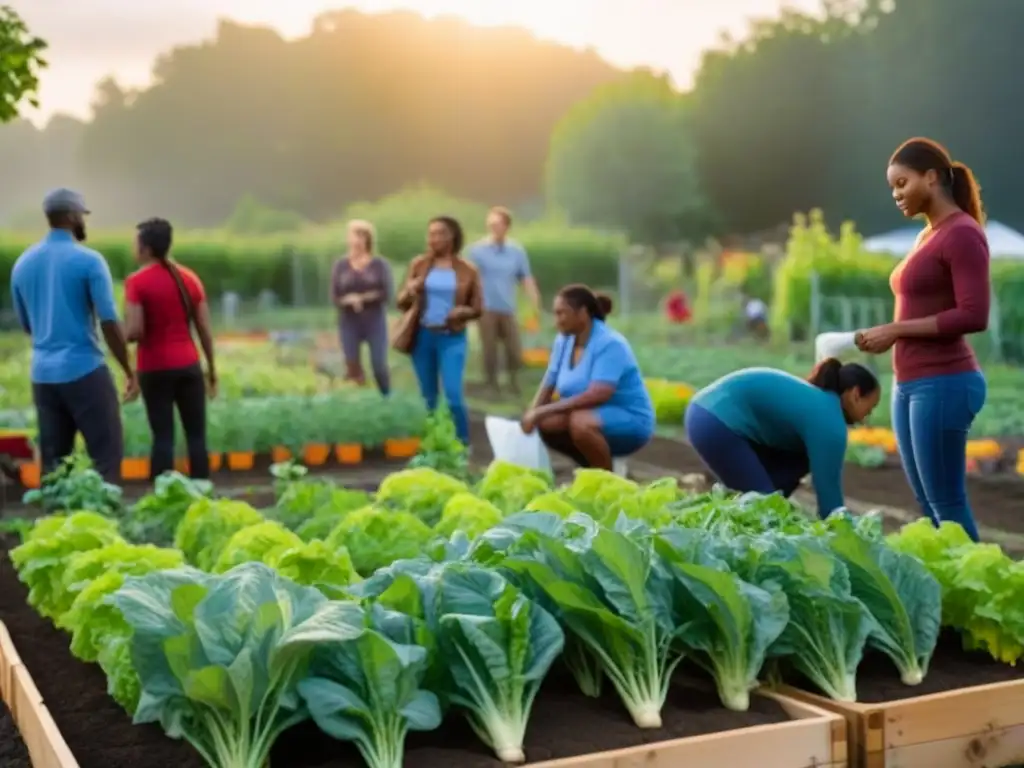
[139,363,209,479]
[33,365,123,483]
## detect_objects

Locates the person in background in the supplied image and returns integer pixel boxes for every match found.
[522,285,654,471]
[685,360,880,518]
[124,218,217,479]
[395,216,482,444]
[856,137,990,541]
[11,189,136,482]
[743,293,769,339]
[330,219,393,394]
[468,206,541,395]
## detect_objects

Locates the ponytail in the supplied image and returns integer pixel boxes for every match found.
[808,357,879,397]
[807,357,843,393]
[950,162,986,225]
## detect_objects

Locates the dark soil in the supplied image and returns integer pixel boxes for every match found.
[0,700,31,768]
[792,629,1024,704]
[0,536,791,768]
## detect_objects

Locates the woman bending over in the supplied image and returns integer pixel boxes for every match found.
[685,359,880,518]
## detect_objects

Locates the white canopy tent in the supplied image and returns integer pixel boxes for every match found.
[863,220,1024,259]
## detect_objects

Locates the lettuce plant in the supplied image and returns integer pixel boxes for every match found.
[112,562,359,768]
[174,499,263,570]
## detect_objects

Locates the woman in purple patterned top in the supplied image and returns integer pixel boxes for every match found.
[330,220,393,394]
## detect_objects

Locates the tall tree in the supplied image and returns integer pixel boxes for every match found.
[0,5,47,123]
[546,71,713,243]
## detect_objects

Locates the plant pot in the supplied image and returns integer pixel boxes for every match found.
[384,437,420,459]
[227,451,255,471]
[121,457,150,481]
[271,446,292,463]
[174,458,190,474]
[303,443,331,466]
[19,461,41,489]
[334,443,363,465]
[209,452,223,472]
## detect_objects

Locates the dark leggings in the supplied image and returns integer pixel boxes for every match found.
[685,403,809,499]
[339,311,390,395]
[139,363,209,479]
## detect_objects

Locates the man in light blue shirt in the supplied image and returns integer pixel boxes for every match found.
[11,188,137,481]
[467,206,540,395]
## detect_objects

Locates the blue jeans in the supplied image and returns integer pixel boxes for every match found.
[685,403,810,501]
[892,371,986,541]
[411,329,469,444]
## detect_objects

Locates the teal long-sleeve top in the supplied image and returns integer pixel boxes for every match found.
[690,367,849,516]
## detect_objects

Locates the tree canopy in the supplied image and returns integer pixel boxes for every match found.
[3,1,1024,237]
[0,5,46,123]
[546,72,712,243]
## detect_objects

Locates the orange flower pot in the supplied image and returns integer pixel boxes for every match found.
[209,452,223,472]
[334,443,363,465]
[303,443,331,466]
[121,457,150,481]
[384,437,421,459]
[227,451,255,471]
[271,446,293,463]
[19,461,41,489]
[174,458,190,474]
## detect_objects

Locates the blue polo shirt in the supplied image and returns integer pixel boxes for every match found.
[11,230,119,384]
[467,239,531,315]
[690,367,849,515]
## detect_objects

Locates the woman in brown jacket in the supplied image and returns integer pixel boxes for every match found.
[396,216,482,444]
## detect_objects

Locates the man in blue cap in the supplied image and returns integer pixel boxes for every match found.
[10,188,137,482]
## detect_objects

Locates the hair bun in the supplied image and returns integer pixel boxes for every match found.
[595,292,613,317]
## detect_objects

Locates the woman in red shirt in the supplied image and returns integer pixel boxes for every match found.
[856,138,989,541]
[124,218,217,479]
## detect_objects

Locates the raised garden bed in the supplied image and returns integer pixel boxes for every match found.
[0,542,846,768]
[777,631,1024,768]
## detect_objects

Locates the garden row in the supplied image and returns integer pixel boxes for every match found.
[5,460,1024,767]
[14,390,428,488]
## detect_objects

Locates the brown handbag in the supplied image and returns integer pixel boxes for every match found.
[390,296,421,355]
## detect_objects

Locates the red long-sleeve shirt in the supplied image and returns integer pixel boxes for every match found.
[889,212,990,383]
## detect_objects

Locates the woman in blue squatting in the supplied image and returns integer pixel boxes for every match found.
[685,358,881,517]
[521,284,655,471]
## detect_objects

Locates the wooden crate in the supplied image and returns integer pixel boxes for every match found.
[0,622,79,768]
[778,680,1024,768]
[530,691,847,768]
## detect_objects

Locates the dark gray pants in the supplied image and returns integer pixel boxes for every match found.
[339,310,390,394]
[32,365,123,482]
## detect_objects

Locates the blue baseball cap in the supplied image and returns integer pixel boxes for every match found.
[42,188,90,215]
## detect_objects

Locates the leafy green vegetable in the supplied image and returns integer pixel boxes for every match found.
[113,563,357,768]
[434,493,503,540]
[656,530,789,711]
[298,601,442,768]
[325,506,434,577]
[10,512,122,619]
[213,520,302,573]
[376,468,470,526]
[476,460,552,515]
[121,472,213,546]
[174,499,263,570]
[22,455,123,516]
[503,517,681,728]
[266,539,360,590]
[828,518,941,685]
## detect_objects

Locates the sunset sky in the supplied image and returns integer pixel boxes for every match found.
[16,0,820,124]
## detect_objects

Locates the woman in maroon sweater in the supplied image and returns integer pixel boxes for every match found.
[856,137,989,541]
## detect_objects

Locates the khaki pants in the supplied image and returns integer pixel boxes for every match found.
[478,311,522,386]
